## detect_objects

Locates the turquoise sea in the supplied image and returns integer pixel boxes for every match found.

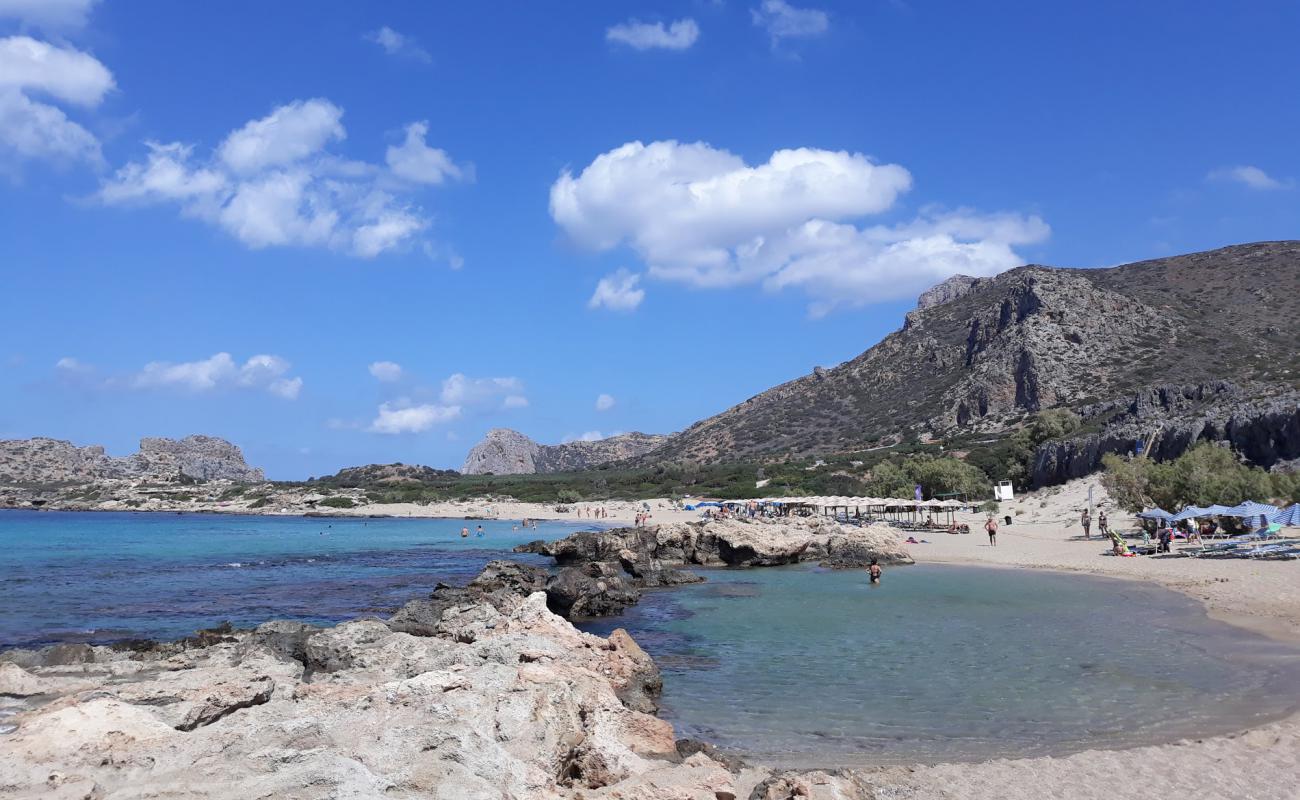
[0,510,571,648]
[4,511,1298,765]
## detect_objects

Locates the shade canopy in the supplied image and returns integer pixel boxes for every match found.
[1269,504,1300,527]
[1137,508,1174,520]
[1170,506,1206,522]
[1221,501,1280,518]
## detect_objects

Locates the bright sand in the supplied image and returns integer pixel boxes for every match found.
[344,478,1300,798]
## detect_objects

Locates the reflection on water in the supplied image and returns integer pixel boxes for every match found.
[581,563,1300,766]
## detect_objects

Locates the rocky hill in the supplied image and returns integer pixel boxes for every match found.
[0,435,265,485]
[636,241,1300,475]
[461,428,670,475]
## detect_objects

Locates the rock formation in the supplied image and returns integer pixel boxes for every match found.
[519,517,914,573]
[1029,382,1300,487]
[0,435,264,485]
[0,586,732,799]
[462,428,671,475]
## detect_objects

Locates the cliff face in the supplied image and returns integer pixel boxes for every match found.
[461,429,670,475]
[0,435,265,485]
[1029,383,1300,487]
[637,241,1300,467]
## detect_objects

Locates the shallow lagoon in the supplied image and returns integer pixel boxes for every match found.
[581,563,1300,765]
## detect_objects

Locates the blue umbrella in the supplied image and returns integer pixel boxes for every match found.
[1137,508,1174,520]
[1269,504,1300,527]
[1200,504,1234,515]
[1170,506,1206,522]
[1222,501,1280,518]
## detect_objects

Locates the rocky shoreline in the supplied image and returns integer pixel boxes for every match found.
[0,517,913,799]
[5,516,1298,798]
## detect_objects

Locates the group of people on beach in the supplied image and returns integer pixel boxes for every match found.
[575,506,608,519]
[1079,509,1110,539]
[633,511,653,527]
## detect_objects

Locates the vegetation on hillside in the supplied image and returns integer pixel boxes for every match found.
[1101,444,1300,512]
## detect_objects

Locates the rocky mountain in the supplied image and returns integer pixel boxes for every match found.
[636,241,1300,475]
[0,435,265,485]
[461,428,671,475]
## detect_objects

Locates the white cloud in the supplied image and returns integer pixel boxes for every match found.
[552,140,1048,316]
[0,88,101,166]
[440,373,525,407]
[98,100,459,258]
[502,394,529,409]
[128,352,302,399]
[369,400,460,434]
[0,0,99,30]
[386,121,470,185]
[0,36,112,170]
[368,361,403,382]
[217,99,344,174]
[563,430,608,443]
[606,18,700,50]
[0,36,114,106]
[588,269,645,311]
[751,0,828,45]
[595,393,615,411]
[1207,165,1292,191]
[365,26,431,63]
[269,376,303,400]
[55,356,88,372]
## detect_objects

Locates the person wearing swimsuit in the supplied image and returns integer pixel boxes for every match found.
[868,559,882,584]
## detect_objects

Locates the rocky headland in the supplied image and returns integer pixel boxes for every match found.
[461,428,671,475]
[0,435,264,485]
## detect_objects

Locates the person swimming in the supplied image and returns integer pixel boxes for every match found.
[460,526,469,538]
[868,559,882,584]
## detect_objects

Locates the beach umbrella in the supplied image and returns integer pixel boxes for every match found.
[1221,501,1280,518]
[1200,504,1233,515]
[1269,504,1300,527]
[1137,507,1174,520]
[1170,506,1206,522]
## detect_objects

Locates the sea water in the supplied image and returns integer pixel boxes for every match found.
[581,563,1300,765]
[0,510,576,648]
[4,512,1298,765]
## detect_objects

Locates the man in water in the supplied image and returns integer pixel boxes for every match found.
[985,515,998,546]
[1080,508,1091,539]
[868,559,882,584]
[476,524,484,537]
[460,526,469,538]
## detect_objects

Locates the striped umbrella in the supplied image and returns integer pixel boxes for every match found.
[1269,504,1300,527]
[1223,501,1280,518]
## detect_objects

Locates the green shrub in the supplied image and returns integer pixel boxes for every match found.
[318,496,355,509]
[1102,443,1299,512]
[248,497,271,509]
[556,489,582,504]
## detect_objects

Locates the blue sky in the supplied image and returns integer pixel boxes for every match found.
[1,0,1296,478]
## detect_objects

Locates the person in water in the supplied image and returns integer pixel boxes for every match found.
[476,524,485,537]
[460,526,469,538]
[868,559,882,584]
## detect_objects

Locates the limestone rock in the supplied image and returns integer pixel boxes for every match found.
[461,428,671,475]
[0,434,264,485]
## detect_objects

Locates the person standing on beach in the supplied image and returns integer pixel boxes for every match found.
[1098,511,1109,537]
[985,515,998,546]
[1080,509,1091,539]
[868,559,882,584]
